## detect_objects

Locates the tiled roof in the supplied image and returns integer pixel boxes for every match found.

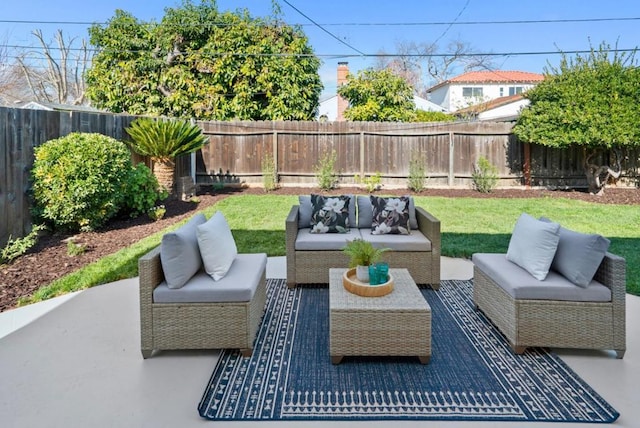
[449,70,544,83]
[455,94,524,114]
[428,70,544,92]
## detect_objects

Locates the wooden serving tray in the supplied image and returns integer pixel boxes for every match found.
[342,268,394,297]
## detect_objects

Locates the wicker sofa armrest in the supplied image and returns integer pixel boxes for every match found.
[594,252,626,304]
[415,206,440,248]
[286,205,300,288]
[139,245,164,354]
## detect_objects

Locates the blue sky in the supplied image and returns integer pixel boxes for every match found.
[2,0,639,99]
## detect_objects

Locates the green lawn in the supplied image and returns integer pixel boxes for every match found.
[19,193,640,305]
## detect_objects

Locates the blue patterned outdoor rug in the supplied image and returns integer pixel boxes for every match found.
[198,279,619,423]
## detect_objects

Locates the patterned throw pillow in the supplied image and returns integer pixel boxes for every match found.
[309,194,350,233]
[370,196,411,235]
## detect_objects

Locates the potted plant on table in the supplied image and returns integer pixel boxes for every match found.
[342,238,389,282]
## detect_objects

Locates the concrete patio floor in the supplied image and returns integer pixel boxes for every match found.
[0,256,637,427]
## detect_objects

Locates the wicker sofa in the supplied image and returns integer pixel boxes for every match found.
[286,195,441,288]
[472,214,626,358]
[139,212,267,359]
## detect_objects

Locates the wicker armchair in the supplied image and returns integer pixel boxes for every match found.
[473,252,626,358]
[138,246,266,358]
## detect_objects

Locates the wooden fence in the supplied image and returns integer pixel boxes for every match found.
[2,106,639,247]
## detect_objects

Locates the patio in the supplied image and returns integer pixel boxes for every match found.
[0,256,638,427]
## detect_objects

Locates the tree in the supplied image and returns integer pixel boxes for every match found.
[338,68,416,122]
[375,38,495,97]
[513,43,640,195]
[86,0,322,120]
[125,117,209,195]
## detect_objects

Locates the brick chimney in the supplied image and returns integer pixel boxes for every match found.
[336,62,349,121]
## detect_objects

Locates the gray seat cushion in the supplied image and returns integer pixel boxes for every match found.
[361,229,432,251]
[153,253,267,303]
[295,228,363,250]
[473,253,611,302]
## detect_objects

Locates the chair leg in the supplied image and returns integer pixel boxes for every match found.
[240,348,253,358]
[511,344,527,355]
[141,349,153,359]
[615,349,626,359]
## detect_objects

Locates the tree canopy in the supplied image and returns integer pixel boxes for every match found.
[85,0,322,120]
[513,43,640,193]
[337,68,416,122]
[514,44,640,150]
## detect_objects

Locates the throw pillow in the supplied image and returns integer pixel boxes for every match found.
[160,213,207,289]
[506,213,560,281]
[540,218,611,287]
[309,194,351,233]
[358,195,418,229]
[197,211,238,281]
[299,194,355,229]
[370,196,411,235]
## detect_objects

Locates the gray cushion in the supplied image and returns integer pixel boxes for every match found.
[473,253,611,302]
[197,211,237,281]
[160,213,207,289]
[299,195,356,229]
[506,213,560,281]
[363,229,431,252]
[539,218,611,287]
[295,228,363,251]
[357,195,417,229]
[154,253,267,303]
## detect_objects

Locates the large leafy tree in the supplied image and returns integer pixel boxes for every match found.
[338,68,416,122]
[513,43,640,194]
[85,0,322,120]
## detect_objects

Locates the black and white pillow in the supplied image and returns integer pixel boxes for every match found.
[309,194,351,233]
[370,196,411,235]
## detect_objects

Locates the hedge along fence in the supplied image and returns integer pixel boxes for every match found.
[2,106,640,247]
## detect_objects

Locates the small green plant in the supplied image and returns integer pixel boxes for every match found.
[147,205,166,221]
[472,155,500,193]
[66,239,86,256]
[407,151,428,192]
[314,150,339,190]
[189,196,200,203]
[261,153,278,192]
[122,163,166,217]
[354,172,382,192]
[342,238,389,267]
[1,225,45,264]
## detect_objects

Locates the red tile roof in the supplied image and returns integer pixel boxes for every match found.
[428,70,544,92]
[449,70,544,83]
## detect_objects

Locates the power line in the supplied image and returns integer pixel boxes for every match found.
[280,0,366,56]
[433,0,471,46]
[1,16,640,27]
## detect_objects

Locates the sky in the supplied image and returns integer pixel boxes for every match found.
[2,0,640,99]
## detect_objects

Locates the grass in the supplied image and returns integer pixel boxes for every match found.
[18,193,640,305]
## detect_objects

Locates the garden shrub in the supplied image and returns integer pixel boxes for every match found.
[314,150,339,190]
[32,133,138,231]
[122,163,166,217]
[472,155,500,193]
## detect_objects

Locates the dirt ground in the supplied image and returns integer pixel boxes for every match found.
[1,185,638,312]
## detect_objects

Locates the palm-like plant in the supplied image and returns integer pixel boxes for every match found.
[125,118,209,194]
[342,238,389,268]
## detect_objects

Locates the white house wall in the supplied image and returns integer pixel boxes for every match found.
[478,99,530,121]
[430,83,537,112]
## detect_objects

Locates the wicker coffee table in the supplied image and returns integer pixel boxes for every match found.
[329,268,431,364]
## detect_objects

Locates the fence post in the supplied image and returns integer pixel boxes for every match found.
[272,131,278,177]
[448,131,455,187]
[360,131,365,179]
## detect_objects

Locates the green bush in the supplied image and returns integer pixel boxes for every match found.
[472,156,500,193]
[1,225,44,264]
[32,133,134,231]
[414,110,456,122]
[261,153,278,192]
[314,150,339,190]
[122,163,166,217]
[407,151,428,192]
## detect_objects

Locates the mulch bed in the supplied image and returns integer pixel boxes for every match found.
[1,185,638,312]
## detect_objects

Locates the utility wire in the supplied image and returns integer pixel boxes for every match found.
[261,0,365,55]
[1,16,639,27]
[432,0,471,46]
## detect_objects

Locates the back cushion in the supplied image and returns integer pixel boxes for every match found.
[299,194,355,228]
[160,213,207,289]
[357,195,418,229]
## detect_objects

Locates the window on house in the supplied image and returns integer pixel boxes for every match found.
[462,87,483,98]
[499,87,504,97]
[509,86,524,96]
